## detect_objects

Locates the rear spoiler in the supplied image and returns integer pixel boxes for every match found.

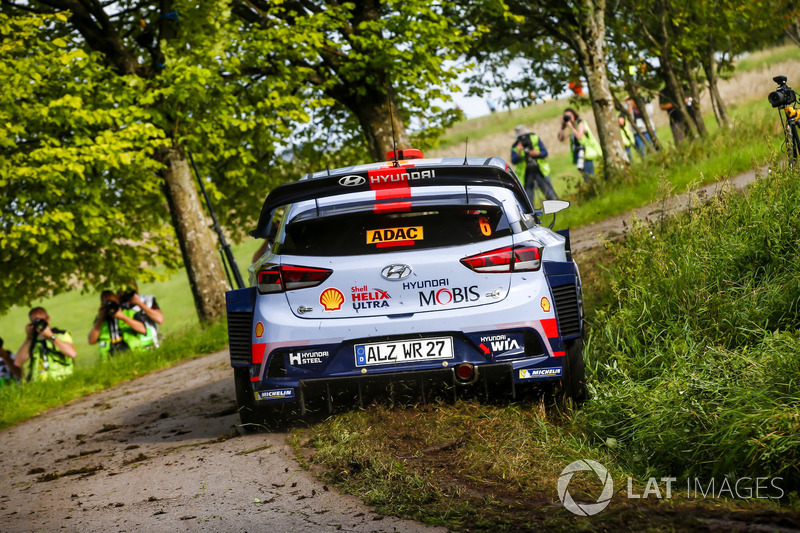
[250,164,531,238]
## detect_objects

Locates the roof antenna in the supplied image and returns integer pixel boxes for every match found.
[388,95,400,167]
[325,163,331,176]
[463,137,469,165]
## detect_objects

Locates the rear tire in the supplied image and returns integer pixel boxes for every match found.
[234,367,265,432]
[559,338,587,407]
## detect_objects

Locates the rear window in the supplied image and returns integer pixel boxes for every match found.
[278,204,511,256]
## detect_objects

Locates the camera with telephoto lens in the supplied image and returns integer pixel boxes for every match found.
[32,317,48,334]
[517,134,539,167]
[768,75,797,108]
[562,113,571,126]
[104,299,120,316]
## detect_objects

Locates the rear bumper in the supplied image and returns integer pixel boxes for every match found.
[252,359,564,409]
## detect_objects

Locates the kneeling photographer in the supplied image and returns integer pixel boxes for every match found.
[14,307,77,382]
[88,291,147,361]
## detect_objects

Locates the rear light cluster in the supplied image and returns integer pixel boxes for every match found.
[460,243,543,273]
[257,265,332,294]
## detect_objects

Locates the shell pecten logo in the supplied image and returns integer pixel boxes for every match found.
[320,288,345,311]
[541,297,551,312]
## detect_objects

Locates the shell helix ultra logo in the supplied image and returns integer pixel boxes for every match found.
[558,460,614,516]
[319,288,345,311]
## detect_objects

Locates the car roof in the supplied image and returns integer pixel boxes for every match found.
[251,156,530,238]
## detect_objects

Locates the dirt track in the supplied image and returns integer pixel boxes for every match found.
[0,350,442,533]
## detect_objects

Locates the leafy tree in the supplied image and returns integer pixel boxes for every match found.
[0,3,318,321]
[232,0,473,161]
[464,0,630,177]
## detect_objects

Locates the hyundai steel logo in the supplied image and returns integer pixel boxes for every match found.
[381,264,413,280]
[338,175,366,187]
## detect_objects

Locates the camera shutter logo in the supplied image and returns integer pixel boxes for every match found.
[557,460,614,516]
[338,175,366,187]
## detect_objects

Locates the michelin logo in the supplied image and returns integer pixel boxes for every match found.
[519,367,562,380]
[258,389,295,400]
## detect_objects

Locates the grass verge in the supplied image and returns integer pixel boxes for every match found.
[0,321,227,430]
[293,160,800,529]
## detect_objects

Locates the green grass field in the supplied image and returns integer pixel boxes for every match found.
[0,239,260,369]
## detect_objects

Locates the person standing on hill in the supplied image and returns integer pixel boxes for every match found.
[557,108,603,181]
[88,291,147,360]
[119,281,163,348]
[14,307,76,382]
[618,114,635,161]
[511,125,558,203]
[0,337,21,386]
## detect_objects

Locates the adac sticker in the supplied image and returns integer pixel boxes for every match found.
[255,321,264,338]
[258,388,295,400]
[366,226,423,246]
[541,297,551,312]
[519,367,562,380]
[320,288,345,311]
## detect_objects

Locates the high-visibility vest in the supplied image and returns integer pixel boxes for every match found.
[514,133,551,178]
[570,120,603,161]
[26,330,74,382]
[97,309,144,361]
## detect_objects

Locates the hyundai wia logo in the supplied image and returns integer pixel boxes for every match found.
[381,264,413,280]
[338,175,366,187]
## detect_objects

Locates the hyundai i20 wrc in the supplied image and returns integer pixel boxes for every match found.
[226,149,585,427]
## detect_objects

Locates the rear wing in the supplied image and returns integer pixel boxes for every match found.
[251,164,531,238]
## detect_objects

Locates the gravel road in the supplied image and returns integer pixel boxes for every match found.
[0,350,443,533]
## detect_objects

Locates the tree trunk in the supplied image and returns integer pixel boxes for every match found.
[683,61,708,137]
[656,3,699,141]
[574,0,629,176]
[625,78,663,152]
[346,89,411,162]
[158,145,230,323]
[702,45,730,129]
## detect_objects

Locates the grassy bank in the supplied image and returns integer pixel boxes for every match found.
[294,161,800,529]
[0,322,228,430]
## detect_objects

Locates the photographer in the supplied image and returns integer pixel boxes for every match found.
[88,291,147,361]
[14,307,76,382]
[510,125,558,202]
[119,281,163,348]
[557,108,603,182]
[0,336,21,386]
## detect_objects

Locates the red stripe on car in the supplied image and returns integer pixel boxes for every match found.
[252,343,267,364]
[540,318,558,339]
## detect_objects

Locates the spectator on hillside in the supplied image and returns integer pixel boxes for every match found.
[659,83,695,144]
[0,337,21,386]
[511,125,558,202]
[557,108,603,181]
[88,291,146,361]
[119,281,163,348]
[618,114,635,161]
[14,307,76,382]
[626,96,656,156]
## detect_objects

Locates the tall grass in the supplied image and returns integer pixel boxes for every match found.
[583,161,800,488]
[0,321,228,430]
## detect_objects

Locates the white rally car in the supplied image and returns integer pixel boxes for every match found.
[226,149,585,425]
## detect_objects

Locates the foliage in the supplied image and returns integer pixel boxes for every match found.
[0,5,322,314]
[0,13,173,309]
[583,162,800,487]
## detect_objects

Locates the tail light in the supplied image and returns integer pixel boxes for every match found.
[460,243,543,273]
[257,265,332,294]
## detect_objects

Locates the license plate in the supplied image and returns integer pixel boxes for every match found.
[355,337,454,367]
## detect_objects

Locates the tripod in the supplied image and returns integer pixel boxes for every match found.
[781,105,800,170]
